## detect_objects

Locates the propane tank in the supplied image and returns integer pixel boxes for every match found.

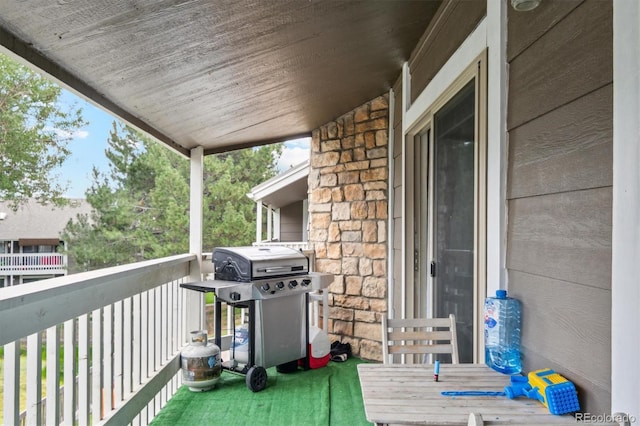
[181,330,222,391]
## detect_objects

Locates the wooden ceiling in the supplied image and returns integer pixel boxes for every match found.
[0,0,441,156]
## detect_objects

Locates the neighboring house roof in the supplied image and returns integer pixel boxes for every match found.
[247,160,309,209]
[0,199,92,241]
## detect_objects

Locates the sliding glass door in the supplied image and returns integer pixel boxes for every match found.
[432,80,476,363]
[409,54,486,363]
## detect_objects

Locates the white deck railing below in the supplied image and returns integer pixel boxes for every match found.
[0,253,67,275]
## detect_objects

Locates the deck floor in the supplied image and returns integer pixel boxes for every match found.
[150,357,370,426]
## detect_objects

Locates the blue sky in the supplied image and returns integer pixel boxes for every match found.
[59,90,310,199]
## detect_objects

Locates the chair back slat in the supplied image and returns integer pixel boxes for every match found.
[387,330,453,341]
[382,314,459,364]
[388,344,455,355]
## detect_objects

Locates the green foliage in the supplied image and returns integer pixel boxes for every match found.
[0,53,86,209]
[63,122,282,271]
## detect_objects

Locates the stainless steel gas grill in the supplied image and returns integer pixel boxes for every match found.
[181,246,332,392]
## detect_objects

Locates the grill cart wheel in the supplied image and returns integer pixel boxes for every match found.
[246,366,268,392]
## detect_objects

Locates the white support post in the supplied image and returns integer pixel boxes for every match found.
[274,208,281,241]
[302,199,309,242]
[266,205,273,241]
[401,61,410,320]
[486,0,508,297]
[187,146,204,333]
[256,202,263,243]
[612,0,640,419]
[387,87,396,320]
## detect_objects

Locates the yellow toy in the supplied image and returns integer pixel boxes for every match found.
[504,368,580,415]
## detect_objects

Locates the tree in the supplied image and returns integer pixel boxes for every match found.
[0,53,86,208]
[63,122,283,271]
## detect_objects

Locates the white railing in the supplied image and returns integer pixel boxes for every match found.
[0,253,67,275]
[0,253,200,426]
[251,241,309,251]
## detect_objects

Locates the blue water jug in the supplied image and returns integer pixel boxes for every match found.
[484,290,522,374]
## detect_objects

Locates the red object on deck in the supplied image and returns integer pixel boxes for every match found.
[308,326,330,369]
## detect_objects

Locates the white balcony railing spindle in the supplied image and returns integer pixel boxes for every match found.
[3,341,20,426]
[63,319,76,426]
[46,325,61,426]
[26,332,43,424]
[123,297,132,398]
[132,294,141,394]
[114,300,123,408]
[78,314,90,425]
[105,305,113,414]
[92,307,103,422]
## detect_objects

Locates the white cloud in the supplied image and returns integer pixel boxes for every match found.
[277,138,310,171]
[48,127,90,139]
[284,137,311,149]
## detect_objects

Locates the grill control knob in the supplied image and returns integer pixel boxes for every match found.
[288,280,298,289]
[276,281,285,290]
[301,279,311,287]
[261,283,271,292]
[230,292,241,301]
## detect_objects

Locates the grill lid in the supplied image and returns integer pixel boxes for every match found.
[213,246,309,282]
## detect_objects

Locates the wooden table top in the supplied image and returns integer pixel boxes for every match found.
[357,363,577,425]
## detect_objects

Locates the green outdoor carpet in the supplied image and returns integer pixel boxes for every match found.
[150,358,371,426]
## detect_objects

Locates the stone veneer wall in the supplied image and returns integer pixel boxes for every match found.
[308,94,389,361]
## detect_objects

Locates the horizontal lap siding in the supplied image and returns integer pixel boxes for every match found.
[508,1,612,129]
[279,202,303,242]
[408,0,485,104]
[508,85,612,199]
[511,270,611,412]
[506,0,612,413]
[508,188,612,289]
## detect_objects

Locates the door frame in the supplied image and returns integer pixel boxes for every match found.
[403,51,487,362]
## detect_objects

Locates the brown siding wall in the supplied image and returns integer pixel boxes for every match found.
[279,201,303,242]
[506,0,612,413]
[408,0,485,103]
